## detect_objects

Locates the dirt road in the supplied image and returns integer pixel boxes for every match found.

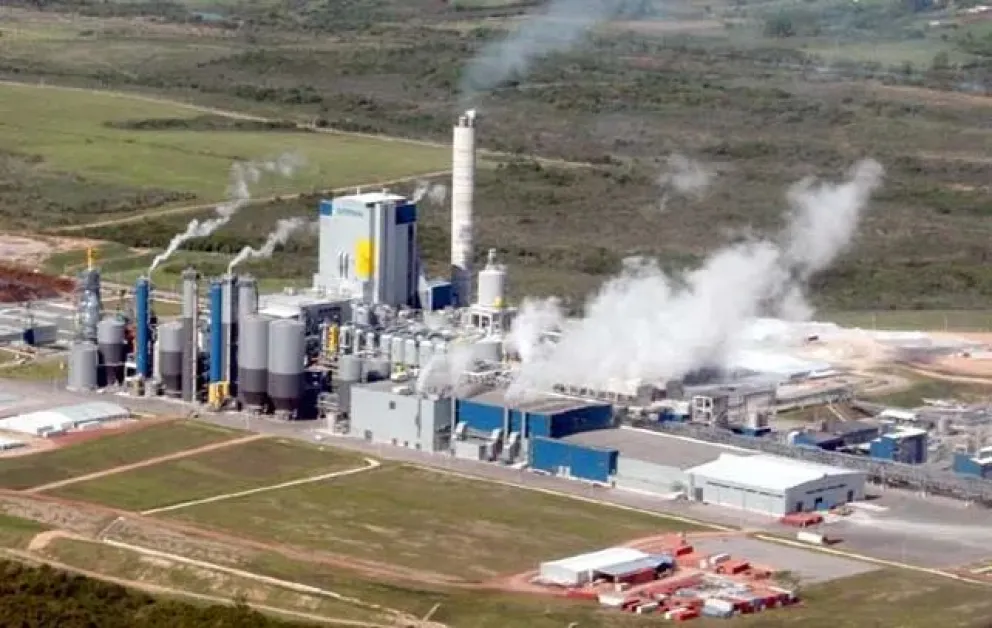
[51,170,450,233]
[26,433,267,493]
[2,545,397,627]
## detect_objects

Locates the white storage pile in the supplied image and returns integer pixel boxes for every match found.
[0,401,130,437]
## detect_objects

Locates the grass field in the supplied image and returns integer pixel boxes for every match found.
[821,310,992,332]
[49,439,367,511]
[866,369,992,407]
[39,538,388,624]
[169,464,705,580]
[0,357,68,382]
[0,421,242,490]
[0,513,48,549]
[0,82,449,215]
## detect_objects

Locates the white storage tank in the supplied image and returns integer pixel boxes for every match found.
[338,354,363,383]
[391,336,405,365]
[68,342,98,391]
[476,249,507,308]
[419,340,434,368]
[379,333,393,361]
[365,331,377,354]
[404,338,418,368]
[339,324,353,353]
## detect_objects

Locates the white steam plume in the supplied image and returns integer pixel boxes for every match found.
[227,217,309,273]
[411,180,449,205]
[415,341,482,394]
[507,159,884,400]
[148,153,304,273]
[657,153,714,212]
[503,297,564,364]
[460,0,630,103]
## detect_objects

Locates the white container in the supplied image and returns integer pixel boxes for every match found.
[704,598,735,614]
[797,530,825,545]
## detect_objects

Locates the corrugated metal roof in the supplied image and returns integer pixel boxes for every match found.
[595,555,674,577]
[463,387,604,415]
[541,547,647,574]
[688,453,862,492]
[0,402,129,436]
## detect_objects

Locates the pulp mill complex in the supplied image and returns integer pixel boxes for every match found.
[4,111,986,519]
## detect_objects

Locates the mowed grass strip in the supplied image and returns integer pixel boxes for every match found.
[0,421,242,490]
[0,83,449,200]
[49,439,367,511]
[170,464,706,580]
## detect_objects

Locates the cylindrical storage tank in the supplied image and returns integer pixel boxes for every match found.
[268,319,304,417]
[152,337,161,381]
[477,265,507,308]
[419,340,434,368]
[365,331,377,355]
[237,275,258,321]
[337,354,362,383]
[353,306,370,327]
[404,338,418,368]
[352,329,364,354]
[474,338,502,363]
[221,275,238,383]
[391,336,405,365]
[97,318,126,387]
[238,315,270,409]
[379,333,392,361]
[339,325,352,353]
[159,321,184,397]
[68,341,98,391]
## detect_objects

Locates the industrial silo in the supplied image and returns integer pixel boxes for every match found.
[221,274,238,384]
[337,354,363,383]
[476,249,507,308]
[404,338,418,368]
[365,331,377,355]
[268,319,304,418]
[238,315,270,410]
[159,321,184,397]
[75,268,101,343]
[67,342,98,391]
[97,318,126,387]
[180,268,199,402]
[339,324,353,354]
[237,275,258,320]
[391,336,405,365]
[419,340,434,368]
[134,276,151,378]
[379,333,393,362]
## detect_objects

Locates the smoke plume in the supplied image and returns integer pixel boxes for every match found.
[506,159,884,400]
[460,0,630,103]
[228,217,309,273]
[149,153,304,272]
[415,341,483,394]
[657,153,714,212]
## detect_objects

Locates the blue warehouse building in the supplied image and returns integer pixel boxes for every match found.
[530,437,619,484]
[953,447,992,479]
[454,389,614,440]
[789,419,880,451]
[869,426,928,464]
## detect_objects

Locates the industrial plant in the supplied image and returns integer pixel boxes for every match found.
[59,110,992,519]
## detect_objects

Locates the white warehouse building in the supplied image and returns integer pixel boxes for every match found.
[539,547,649,587]
[686,453,866,516]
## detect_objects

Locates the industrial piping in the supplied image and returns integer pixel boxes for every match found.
[134,276,151,378]
[451,110,476,308]
[209,280,223,384]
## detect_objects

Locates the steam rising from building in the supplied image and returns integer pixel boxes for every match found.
[505,159,884,400]
[459,0,633,104]
[228,217,309,273]
[657,153,714,212]
[149,153,304,273]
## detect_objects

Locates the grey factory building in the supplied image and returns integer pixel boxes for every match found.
[348,380,453,453]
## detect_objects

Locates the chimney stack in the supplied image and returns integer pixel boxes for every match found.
[451,110,476,307]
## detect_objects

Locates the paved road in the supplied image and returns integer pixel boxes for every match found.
[3,378,992,571]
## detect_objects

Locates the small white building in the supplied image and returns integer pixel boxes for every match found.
[686,453,866,516]
[0,401,130,437]
[538,547,648,586]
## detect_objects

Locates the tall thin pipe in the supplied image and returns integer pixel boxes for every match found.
[135,277,151,378]
[451,111,476,307]
[209,280,223,384]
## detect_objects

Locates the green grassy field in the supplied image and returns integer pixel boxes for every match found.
[0,357,68,382]
[169,464,705,580]
[0,421,242,490]
[0,82,449,209]
[39,538,388,624]
[50,439,366,511]
[866,369,992,407]
[820,310,992,332]
[0,513,48,549]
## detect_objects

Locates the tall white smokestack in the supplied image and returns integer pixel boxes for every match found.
[451,110,476,307]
